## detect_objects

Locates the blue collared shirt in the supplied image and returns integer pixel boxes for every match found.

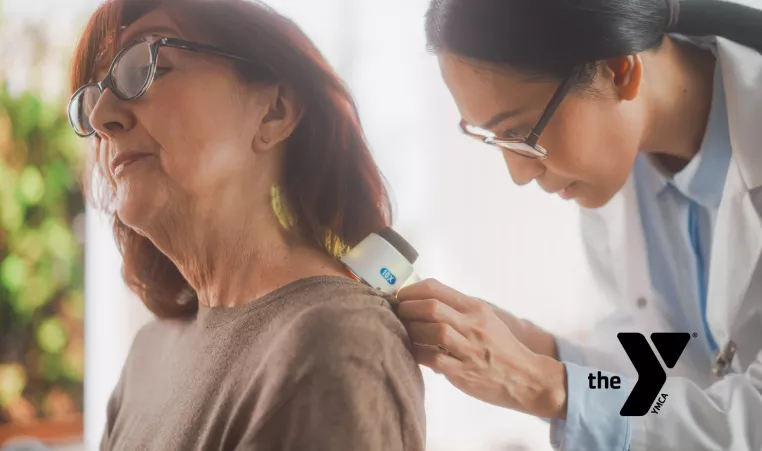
[550,45,732,450]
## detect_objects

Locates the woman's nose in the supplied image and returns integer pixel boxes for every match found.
[502,150,544,186]
[89,89,136,138]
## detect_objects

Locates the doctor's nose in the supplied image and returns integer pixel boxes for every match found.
[502,149,544,186]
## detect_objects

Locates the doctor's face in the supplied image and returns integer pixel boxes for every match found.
[438,53,645,209]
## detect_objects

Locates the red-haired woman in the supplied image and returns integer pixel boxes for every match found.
[67,0,425,449]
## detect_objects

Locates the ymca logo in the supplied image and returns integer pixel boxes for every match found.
[618,332,691,416]
[380,268,397,285]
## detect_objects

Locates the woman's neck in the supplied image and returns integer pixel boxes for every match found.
[641,37,717,174]
[153,196,347,309]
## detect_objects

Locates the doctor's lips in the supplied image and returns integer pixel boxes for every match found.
[541,181,578,199]
[109,152,152,177]
[558,182,578,200]
[553,182,577,200]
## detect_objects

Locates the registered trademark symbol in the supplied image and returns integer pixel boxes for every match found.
[692,333,698,338]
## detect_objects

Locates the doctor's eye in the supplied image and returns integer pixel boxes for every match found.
[499,127,528,139]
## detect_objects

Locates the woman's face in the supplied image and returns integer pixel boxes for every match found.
[88,10,284,235]
[438,53,646,209]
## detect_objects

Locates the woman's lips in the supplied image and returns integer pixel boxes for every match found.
[110,153,150,177]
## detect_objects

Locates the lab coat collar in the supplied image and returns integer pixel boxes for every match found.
[631,36,762,196]
[596,36,761,201]
[715,36,762,191]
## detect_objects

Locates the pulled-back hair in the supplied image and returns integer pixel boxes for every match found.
[426,0,762,88]
[71,0,392,318]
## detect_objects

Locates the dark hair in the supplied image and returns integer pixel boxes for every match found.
[71,0,392,318]
[426,0,762,88]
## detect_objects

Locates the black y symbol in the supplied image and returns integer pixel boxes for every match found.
[617,332,691,416]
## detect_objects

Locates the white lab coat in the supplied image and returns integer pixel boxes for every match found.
[574,36,762,451]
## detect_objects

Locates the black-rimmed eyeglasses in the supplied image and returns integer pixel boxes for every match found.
[459,72,576,159]
[67,35,251,137]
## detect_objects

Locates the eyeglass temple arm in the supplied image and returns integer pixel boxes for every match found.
[525,71,577,146]
[160,37,251,62]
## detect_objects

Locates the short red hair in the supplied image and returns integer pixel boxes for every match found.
[71,0,392,318]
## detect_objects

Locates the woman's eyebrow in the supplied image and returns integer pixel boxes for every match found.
[89,26,179,83]
[120,25,179,46]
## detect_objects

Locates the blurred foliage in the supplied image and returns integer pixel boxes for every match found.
[0,77,85,424]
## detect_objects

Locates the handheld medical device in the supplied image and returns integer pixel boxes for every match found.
[340,227,419,295]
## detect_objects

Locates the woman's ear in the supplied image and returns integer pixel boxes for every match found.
[252,84,304,153]
[603,55,643,101]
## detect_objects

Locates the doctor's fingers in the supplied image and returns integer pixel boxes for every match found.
[397,278,480,313]
[404,321,476,362]
[412,345,462,374]
[397,298,464,326]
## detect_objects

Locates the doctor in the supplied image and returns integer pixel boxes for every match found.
[397,0,762,449]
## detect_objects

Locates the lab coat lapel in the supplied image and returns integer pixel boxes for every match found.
[594,175,664,332]
[706,37,762,351]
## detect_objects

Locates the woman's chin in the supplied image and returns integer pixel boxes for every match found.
[115,191,163,231]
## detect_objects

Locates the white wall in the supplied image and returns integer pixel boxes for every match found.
[83,210,153,450]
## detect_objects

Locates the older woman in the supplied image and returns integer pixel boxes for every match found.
[67,0,425,449]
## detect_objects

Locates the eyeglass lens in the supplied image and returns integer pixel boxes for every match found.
[490,140,547,158]
[461,122,547,159]
[69,41,153,136]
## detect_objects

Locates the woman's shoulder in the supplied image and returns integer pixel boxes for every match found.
[247,277,426,450]
[276,276,409,360]
[265,275,424,407]
[218,276,416,387]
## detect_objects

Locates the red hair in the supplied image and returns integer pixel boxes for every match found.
[70,0,392,318]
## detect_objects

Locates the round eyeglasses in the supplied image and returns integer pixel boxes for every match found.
[67,35,251,137]
[459,71,576,160]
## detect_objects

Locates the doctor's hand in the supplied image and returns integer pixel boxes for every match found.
[397,278,568,420]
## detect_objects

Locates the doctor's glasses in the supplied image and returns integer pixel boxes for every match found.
[459,71,576,160]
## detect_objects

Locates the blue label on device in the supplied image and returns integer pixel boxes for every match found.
[380,268,397,285]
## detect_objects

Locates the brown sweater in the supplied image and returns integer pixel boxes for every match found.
[101,276,426,451]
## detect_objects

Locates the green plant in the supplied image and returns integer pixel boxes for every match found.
[0,80,85,424]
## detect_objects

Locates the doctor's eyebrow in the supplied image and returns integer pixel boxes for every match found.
[480,107,526,130]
